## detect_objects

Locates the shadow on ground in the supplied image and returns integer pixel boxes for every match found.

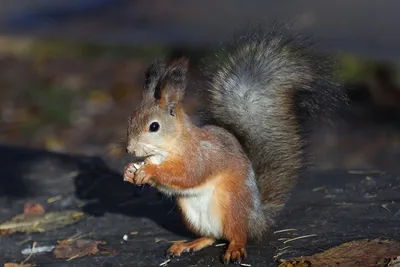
[0,144,194,238]
[0,144,399,266]
[73,157,195,238]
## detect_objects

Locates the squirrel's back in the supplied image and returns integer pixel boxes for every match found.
[205,23,347,215]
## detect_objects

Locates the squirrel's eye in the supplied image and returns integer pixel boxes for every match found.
[149,122,160,132]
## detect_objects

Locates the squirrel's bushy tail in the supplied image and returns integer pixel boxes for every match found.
[205,23,347,217]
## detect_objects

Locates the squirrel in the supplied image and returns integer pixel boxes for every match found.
[123,23,347,264]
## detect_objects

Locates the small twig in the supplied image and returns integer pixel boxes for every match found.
[215,243,227,247]
[66,254,80,261]
[99,246,116,254]
[67,231,82,241]
[273,250,288,260]
[16,237,32,246]
[283,234,317,244]
[168,239,187,243]
[278,238,289,241]
[21,242,37,264]
[155,238,186,243]
[67,232,93,241]
[240,264,251,267]
[277,246,290,251]
[0,221,44,230]
[381,203,391,213]
[273,228,297,234]
[159,259,171,266]
[47,195,63,203]
[312,186,325,192]
[274,245,291,259]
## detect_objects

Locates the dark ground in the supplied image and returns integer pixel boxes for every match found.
[0,38,400,267]
[0,141,399,267]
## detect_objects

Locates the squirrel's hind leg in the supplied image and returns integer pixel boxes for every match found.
[223,241,247,264]
[166,237,215,257]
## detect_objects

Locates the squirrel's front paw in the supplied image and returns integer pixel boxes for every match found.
[133,165,153,185]
[123,163,137,183]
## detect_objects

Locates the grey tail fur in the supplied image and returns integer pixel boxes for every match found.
[204,22,347,215]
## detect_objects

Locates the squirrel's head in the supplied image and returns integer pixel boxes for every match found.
[126,58,189,162]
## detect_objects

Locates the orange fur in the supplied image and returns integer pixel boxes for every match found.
[218,173,250,241]
[125,23,347,262]
[167,237,215,256]
[143,159,201,189]
[126,107,256,263]
[126,57,269,264]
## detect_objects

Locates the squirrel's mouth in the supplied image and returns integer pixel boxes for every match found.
[138,143,169,165]
[126,142,149,157]
[127,142,168,165]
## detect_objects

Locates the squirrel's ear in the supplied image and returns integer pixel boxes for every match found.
[143,59,166,99]
[156,58,189,111]
[166,57,189,102]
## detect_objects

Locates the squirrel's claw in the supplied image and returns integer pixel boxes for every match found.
[222,244,247,264]
[166,238,215,258]
[123,162,151,185]
[166,242,186,258]
[134,166,152,185]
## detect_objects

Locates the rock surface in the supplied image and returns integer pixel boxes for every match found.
[0,144,399,266]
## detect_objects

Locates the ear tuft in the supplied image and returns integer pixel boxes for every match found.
[143,59,166,99]
[163,57,189,105]
[142,57,189,110]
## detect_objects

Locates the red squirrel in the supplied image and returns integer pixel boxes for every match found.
[123,23,347,264]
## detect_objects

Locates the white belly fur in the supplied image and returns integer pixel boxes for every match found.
[178,184,223,238]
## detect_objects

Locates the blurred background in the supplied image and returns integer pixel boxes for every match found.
[1,0,400,174]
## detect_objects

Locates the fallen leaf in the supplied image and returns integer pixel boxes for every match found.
[0,210,84,235]
[278,239,400,267]
[0,229,13,235]
[387,256,400,266]
[23,202,45,215]
[54,239,105,259]
[4,264,33,267]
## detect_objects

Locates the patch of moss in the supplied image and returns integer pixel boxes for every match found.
[335,54,376,83]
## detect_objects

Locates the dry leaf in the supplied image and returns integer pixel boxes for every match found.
[278,239,400,267]
[387,256,400,266]
[0,229,13,235]
[4,264,33,267]
[54,239,105,259]
[23,202,45,215]
[0,210,84,235]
